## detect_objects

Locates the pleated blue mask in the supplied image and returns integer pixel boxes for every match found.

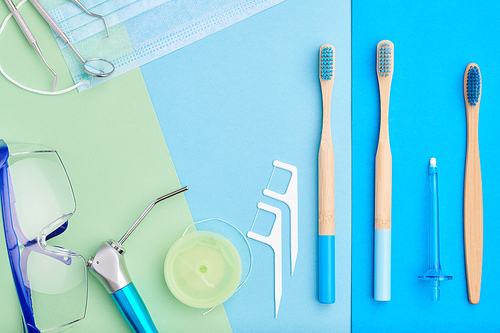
[42,0,285,91]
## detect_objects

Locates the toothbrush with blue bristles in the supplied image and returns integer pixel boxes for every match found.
[318,44,335,304]
[374,40,393,301]
[463,63,483,304]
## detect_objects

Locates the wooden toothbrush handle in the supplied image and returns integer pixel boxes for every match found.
[375,140,392,229]
[464,116,483,304]
[375,88,392,229]
[319,136,335,235]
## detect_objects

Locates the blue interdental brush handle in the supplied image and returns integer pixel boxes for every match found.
[418,158,452,301]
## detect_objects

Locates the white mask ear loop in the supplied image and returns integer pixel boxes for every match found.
[0,0,89,95]
[182,218,253,316]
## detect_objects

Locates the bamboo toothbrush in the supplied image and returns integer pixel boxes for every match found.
[374,40,393,301]
[463,63,483,304]
[318,44,335,304]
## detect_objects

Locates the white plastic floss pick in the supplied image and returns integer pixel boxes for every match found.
[264,160,298,275]
[247,202,282,318]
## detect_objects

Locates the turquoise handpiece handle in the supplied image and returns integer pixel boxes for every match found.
[318,235,335,303]
[111,283,158,333]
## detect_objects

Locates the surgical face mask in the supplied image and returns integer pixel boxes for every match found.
[43,0,285,91]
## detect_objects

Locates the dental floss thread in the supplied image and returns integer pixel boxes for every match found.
[0,0,89,95]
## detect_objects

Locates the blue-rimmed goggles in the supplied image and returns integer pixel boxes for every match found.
[0,140,88,332]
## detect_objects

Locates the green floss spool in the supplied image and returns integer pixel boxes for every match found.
[165,220,250,309]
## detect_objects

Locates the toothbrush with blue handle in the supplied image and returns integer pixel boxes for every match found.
[463,63,483,304]
[318,44,335,304]
[88,187,188,332]
[374,40,393,301]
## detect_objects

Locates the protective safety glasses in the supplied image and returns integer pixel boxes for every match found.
[0,140,88,332]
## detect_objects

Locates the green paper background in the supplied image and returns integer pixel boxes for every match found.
[0,3,231,332]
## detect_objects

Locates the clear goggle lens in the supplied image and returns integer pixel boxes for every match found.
[7,145,87,332]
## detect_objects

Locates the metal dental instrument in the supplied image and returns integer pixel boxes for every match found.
[28,0,115,77]
[118,186,189,245]
[88,186,188,333]
[3,0,57,91]
[69,0,109,38]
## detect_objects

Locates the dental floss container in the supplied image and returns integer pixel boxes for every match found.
[164,230,242,308]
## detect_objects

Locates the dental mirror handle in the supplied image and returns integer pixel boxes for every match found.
[28,0,69,44]
[28,0,86,63]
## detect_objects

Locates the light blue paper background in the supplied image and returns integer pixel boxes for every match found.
[352,1,500,331]
[141,0,351,331]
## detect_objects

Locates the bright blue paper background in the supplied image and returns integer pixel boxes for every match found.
[141,0,351,331]
[352,1,500,331]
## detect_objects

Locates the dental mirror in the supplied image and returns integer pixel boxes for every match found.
[26,0,115,78]
[83,58,115,77]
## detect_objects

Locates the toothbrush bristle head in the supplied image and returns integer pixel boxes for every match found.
[377,41,393,77]
[320,45,334,81]
[466,65,481,106]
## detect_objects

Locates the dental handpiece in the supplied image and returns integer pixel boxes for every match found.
[88,187,188,333]
[3,0,57,91]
